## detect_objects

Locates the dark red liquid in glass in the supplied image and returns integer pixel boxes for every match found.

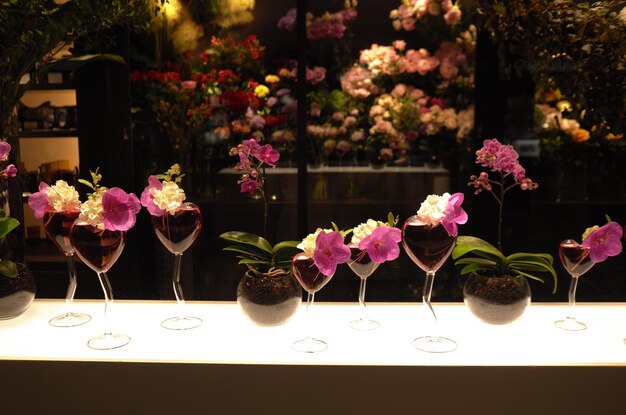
[559,240,593,277]
[70,223,126,273]
[44,210,80,255]
[151,203,202,254]
[348,247,379,279]
[402,218,455,272]
[292,253,333,294]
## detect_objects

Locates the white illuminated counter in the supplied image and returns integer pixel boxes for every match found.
[1,300,626,414]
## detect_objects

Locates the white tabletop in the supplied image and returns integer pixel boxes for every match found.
[2,299,626,366]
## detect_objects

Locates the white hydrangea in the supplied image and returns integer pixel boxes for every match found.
[351,219,385,246]
[416,192,451,227]
[79,187,107,230]
[46,180,80,212]
[298,228,332,257]
[151,181,186,215]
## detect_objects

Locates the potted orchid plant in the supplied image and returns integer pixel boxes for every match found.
[452,138,557,324]
[219,138,302,326]
[0,141,35,319]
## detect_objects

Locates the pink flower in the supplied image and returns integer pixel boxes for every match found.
[28,182,50,218]
[0,141,10,161]
[255,144,280,166]
[306,66,326,85]
[312,231,351,276]
[3,164,17,178]
[102,188,141,231]
[442,192,468,237]
[240,179,260,193]
[140,176,165,217]
[581,222,623,263]
[358,226,402,263]
[476,139,529,181]
[277,8,297,31]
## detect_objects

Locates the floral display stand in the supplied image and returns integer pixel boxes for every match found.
[1,299,625,413]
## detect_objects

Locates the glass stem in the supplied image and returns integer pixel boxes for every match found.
[422,270,439,337]
[64,254,78,315]
[358,278,368,322]
[305,292,314,339]
[567,276,579,319]
[172,253,185,309]
[96,272,114,336]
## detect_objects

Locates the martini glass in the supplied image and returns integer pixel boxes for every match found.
[69,221,129,350]
[151,202,203,330]
[555,239,594,331]
[44,209,91,327]
[347,246,380,330]
[402,216,457,353]
[291,253,335,353]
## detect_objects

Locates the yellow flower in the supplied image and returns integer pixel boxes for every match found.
[569,128,590,143]
[264,74,280,84]
[543,89,561,102]
[278,68,293,79]
[605,133,623,141]
[254,84,270,98]
[582,225,600,241]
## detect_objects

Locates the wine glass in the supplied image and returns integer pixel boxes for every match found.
[402,216,457,353]
[44,209,91,327]
[69,221,129,350]
[347,246,380,330]
[291,253,335,353]
[555,239,594,331]
[151,202,203,330]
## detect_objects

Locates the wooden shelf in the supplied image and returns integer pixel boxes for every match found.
[19,128,78,138]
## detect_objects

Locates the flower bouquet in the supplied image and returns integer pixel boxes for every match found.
[29,178,90,326]
[292,226,351,352]
[452,139,557,324]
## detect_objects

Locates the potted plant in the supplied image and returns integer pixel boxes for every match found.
[452,138,557,324]
[220,138,301,326]
[0,142,35,319]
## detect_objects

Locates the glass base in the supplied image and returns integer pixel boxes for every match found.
[292,337,327,353]
[412,336,457,353]
[555,317,587,331]
[161,316,202,330]
[348,317,380,331]
[87,333,131,350]
[49,312,91,328]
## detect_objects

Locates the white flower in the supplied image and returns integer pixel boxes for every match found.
[46,180,80,212]
[298,228,331,257]
[151,181,186,215]
[351,219,385,246]
[416,193,451,227]
[79,187,107,230]
[620,6,626,25]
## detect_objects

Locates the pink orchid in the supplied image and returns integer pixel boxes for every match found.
[255,144,280,166]
[241,138,261,157]
[28,182,50,218]
[3,164,17,178]
[140,176,165,217]
[358,226,402,264]
[582,222,623,263]
[102,188,141,231]
[442,192,468,237]
[240,178,260,193]
[312,231,351,276]
[0,141,10,161]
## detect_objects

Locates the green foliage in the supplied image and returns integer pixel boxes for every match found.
[0,0,160,127]
[220,231,300,275]
[452,236,557,293]
[0,212,19,278]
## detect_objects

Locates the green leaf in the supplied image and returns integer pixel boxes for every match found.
[45,54,125,71]
[511,269,546,284]
[454,257,498,266]
[507,252,554,264]
[238,259,270,266]
[219,231,273,253]
[0,217,19,238]
[0,260,18,278]
[272,240,300,253]
[78,179,93,189]
[452,236,506,261]
[223,246,270,261]
[459,263,491,275]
